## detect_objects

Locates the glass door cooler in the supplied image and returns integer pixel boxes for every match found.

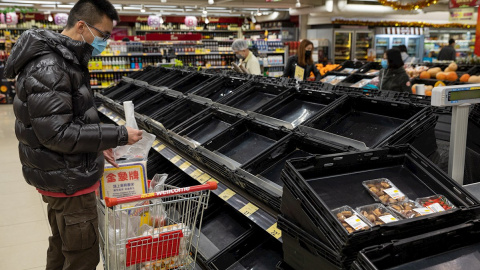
[375,36,389,59]
[334,31,352,64]
[354,31,373,61]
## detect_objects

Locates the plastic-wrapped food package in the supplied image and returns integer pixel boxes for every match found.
[332,205,372,234]
[356,203,402,226]
[363,178,407,204]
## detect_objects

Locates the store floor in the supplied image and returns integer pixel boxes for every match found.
[0,105,104,270]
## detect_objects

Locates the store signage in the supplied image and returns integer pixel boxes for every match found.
[184,16,198,27]
[54,13,68,27]
[99,161,148,200]
[136,16,149,23]
[3,12,18,25]
[148,15,161,28]
[449,0,480,8]
[475,10,480,56]
[383,27,424,35]
[449,8,475,22]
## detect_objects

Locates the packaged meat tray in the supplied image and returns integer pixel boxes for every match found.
[356,203,401,226]
[332,206,371,234]
[415,195,456,212]
[362,178,407,204]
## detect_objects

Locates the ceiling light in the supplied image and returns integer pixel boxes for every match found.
[140,4,145,12]
[159,17,164,24]
[256,9,262,16]
[296,0,301,8]
[205,18,209,24]
[208,0,214,4]
[251,16,256,23]
[1,0,59,4]
[161,0,167,2]
[48,15,53,22]
[202,8,207,15]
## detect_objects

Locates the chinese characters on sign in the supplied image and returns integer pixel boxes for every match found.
[100,161,148,199]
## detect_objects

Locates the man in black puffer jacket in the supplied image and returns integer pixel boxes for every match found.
[4,1,143,269]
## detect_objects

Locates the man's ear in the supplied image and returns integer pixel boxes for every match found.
[76,21,86,35]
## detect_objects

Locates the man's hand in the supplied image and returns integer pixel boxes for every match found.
[103,148,118,168]
[126,126,143,145]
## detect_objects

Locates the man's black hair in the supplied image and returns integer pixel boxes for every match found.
[66,0,119,29]
[386,48,404,69]
[449,38,455,45]
[398,45,408,53]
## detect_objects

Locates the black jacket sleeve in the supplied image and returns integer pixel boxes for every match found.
[26,64,128,154]
[283,56,297,78]
[312,64,321,80]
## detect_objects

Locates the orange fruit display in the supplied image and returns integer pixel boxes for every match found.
[419,71,430,79]
[460,74,470,82]
[445,72,458,82]
[436,72,446,81]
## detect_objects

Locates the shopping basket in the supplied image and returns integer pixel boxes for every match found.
[97,181,217,270]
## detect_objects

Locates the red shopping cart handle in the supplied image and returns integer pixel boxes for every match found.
[105,181,218,207]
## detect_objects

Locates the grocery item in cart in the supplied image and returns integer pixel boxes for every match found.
[415,195,456,212]
[332,206,371,234]
[320,75,336,83]
[329,76,347,85]
[351,78,372,88]
[388,200,434,219]
[356,203,401,226]
[363,178,407,204]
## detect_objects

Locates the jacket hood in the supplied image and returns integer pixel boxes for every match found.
[5,29,93,79]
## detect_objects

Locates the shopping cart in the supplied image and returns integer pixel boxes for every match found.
[97,181,218,270]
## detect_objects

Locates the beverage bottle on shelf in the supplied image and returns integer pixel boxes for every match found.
[130,57,135,69]
[137,58,142,69]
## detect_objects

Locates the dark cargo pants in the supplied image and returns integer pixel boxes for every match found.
[42,192,99,270]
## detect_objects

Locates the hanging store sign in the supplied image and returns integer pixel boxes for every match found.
[54,13,68,27]
[449,0,480,8]
[147,15,161,28]
[449,8,475,22]
[184,16,198,28]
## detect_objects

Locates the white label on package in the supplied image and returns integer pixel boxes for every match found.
[345,215,368,231]
[426,203,446,212]
[100,161,148,200]
[413,207,434,215]
[379,215,399,224]
[383,187,405,200]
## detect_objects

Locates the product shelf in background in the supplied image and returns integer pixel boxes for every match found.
[89,69,141,73]
[96,105,283,243]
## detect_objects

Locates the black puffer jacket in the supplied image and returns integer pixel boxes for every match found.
[5,29,128,195]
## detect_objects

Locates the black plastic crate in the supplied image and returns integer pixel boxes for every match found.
[208,233,283,270]
[150,69,196,88]
[146,150,182,180]
[336,74,376,88]
[103,83,139,100]
[280,145,480,255]
[194,204,257,265]
[278,215,348,270]
[169,73,217,94]
[136,66,176,84]
[241,133,351,188]
[150,98,211,130]
[192,77,252,102]
[357,62,382,74]
[355,220,480,270]
[467,65,480,76]
[254,89,342,128]
[218,83,291,112]
[339,60,367,70]
[134,92,181,119]
[115,87,162,109]
[170,108,244,160]
[304,95,432,148]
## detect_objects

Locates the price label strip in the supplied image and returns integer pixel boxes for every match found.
[170,155,182,165]
[219,189,236,201]
[179,161,192,171]
[197,174,211,184]
[189,169,204,179]
[239,203,259,217]
[267,223,282,239]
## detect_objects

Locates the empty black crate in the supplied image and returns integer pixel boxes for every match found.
[134,92,180,119]
[209,234,283,270]
[202,119,290,167]
[192,77,251,102]
[337,74,376,87]
[150,70,195,88]
[169,73,218,93]
[115,87,162,109]
[280,145,479,255]
[241,133,351,188]
[146,150,182,179]
[135,66,176,84]
[357,62,382,74]
[355,220,480,270]
[194,204,256,264]
[218,83,291,112]
[150,99,210,130]
[278,215,347,270]
[103,83,138,100]
[305,95,431,148]
[255,90,342,128]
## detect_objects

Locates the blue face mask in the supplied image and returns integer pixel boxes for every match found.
[381,59,388,69]
[83,24,107,56]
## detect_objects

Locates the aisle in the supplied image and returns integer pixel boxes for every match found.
[0,105,104,270]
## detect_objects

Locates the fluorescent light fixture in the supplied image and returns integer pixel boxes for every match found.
[0,2,32,6]
[161,0,167,2]
[262,12,270,15]
[206,7,227,10]
[144,5,177,8]
[208,0,214,4]
[296,0,301,8]
[58,4,73,8]
[325,0,333,12]
[124,6,141,10]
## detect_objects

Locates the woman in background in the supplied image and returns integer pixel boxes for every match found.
[284,39,320,80]
[379,48,411,93]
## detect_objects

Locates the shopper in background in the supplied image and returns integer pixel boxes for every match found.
[283,39,320,81]
[398,45,415,64]
[231,39,261,75]
[379,48,411,93]
[4,0,143,269]
[437,39,456,61]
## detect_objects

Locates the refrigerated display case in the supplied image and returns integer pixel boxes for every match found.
[334,30,374,64]
[374,35,424,61]
[334,31,352,63]
[354,31,374,61]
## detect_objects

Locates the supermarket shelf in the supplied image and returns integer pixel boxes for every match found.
[98,53,164,57]
[175,52,235,55]
[335,45,351,48]
[243,28,283,32]
[91,86,108,89]
[97,105,283,243]
[258,51,286,54]
[263,64,285,67]
[89,69,141,73]
[135,29,238,33]
[201,66,232,69]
